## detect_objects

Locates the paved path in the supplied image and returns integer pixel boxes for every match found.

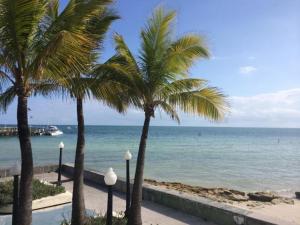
[36,172,215,225]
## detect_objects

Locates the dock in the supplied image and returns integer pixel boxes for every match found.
[0,127,45,136]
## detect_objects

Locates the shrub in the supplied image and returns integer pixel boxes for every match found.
[0,179,65,206]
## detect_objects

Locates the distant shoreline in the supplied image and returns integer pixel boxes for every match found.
[1,124,300,129]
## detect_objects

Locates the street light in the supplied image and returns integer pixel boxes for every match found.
[104,168,117,225]
[124,150,132,217]
[10,161,21,225]
[57,142,64,186]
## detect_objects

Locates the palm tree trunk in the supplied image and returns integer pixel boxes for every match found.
[71,98,86,225]
[17,95,33,225]
[128,113,151,225]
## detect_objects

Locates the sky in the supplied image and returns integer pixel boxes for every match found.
[1,0,300,127]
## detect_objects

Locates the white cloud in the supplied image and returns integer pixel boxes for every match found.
[239,66,257,74]
[228,89,300,127]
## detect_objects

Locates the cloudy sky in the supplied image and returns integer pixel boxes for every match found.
[1,0,300,127]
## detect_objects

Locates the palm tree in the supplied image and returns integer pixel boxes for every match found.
[34,5,122,224]
[53,72,125,225]
[0,1,114,224]
[105,8,228,225]
[63,8,119,225]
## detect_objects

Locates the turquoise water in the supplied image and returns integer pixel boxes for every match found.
[0,126,299,193]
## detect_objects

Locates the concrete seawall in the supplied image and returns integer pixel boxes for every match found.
[0,164,280,225]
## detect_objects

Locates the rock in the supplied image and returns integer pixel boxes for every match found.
[296,192,300,199]
[227,194,249,201]
[248,192,277,202]
[221,190,249,201]
[271,198,282,204]
[229,189,246,196]
[247,201,262,208]
[281,198,294,205]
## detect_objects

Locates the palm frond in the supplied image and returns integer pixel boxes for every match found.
[31,29,94,81]
[155,100,180,123]
[140,7,175,68]
[31,80,65,98]
[156,78,207,98]
[0,0,48,68]
[90,79,129,113]
[167,87,228,121]
[0,85,15,113]
[47,0,59,21]
[113,34,140,73]
[87,8,119,51]
[164,35,210,76]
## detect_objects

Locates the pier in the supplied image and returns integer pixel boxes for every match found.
[0,127,45,136]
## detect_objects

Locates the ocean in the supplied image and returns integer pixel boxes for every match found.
[0,126,299,194]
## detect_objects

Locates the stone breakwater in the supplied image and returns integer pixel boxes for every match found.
[144,179,294,207]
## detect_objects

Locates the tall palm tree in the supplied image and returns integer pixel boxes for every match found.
[63,8,119,225]
[33,4,121,225]
[0,1,114,224]
[105,8,228,225]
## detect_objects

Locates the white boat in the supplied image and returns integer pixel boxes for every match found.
[45,126,63,136]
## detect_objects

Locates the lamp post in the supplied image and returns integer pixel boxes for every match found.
[124,150,132,217]
[104,168,117,225]
[57,142,64,186]
[10,161,21,225]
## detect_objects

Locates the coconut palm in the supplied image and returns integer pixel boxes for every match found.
[105,8,228,225]
[59,8,120,225]
[50,71,125,225]
[0,0,114,224]
[31,5,121,224]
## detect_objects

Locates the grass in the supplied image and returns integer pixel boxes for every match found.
[0,179,65,206]
[61,216,127,225]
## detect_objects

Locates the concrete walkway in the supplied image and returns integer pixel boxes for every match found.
[36,172,215,225]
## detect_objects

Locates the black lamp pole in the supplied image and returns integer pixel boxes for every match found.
[57,147,63,186]
[125,159,130,217]
[106,185,113,225]
[12,174,19,225]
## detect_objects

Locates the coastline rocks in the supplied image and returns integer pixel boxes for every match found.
[248,192,294,205]
[248,192,277,202]
[144,179,294,206]
[296,192,300,199]
[221,190,249,202]
[271,197,294,205]
[145,179,249,203]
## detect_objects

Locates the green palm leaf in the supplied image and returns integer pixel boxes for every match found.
[0,86,15,113]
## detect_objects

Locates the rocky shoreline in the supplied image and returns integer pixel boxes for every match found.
[144,179,294,208]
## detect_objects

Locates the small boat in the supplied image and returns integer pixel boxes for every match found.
[45,126,63,136]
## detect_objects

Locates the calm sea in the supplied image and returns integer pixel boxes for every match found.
[0,126,299,194]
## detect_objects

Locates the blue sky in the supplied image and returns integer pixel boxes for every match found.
[1,0,300,127]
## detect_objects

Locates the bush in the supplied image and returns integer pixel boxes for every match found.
[0,179,65,206]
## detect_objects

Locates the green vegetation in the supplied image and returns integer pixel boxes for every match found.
[0,179,65,206]
[61,216,127,225]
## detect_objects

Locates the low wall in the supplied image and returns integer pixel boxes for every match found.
[62,164,277,225]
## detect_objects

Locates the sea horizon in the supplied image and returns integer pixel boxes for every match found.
[2,124,300,129]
